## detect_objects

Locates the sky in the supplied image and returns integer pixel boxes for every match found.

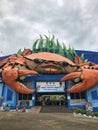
[0,0,98,56]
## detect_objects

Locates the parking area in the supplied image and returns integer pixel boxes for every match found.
[0,111,98,130]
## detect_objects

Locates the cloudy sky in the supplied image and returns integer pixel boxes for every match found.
[0,0,98,56]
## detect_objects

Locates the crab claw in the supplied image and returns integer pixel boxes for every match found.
[2,66,38,94]
[61,69,98,93]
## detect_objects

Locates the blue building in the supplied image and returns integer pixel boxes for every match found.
[0,50,98,112]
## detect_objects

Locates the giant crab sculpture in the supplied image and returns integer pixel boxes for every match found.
[0,49,98,94]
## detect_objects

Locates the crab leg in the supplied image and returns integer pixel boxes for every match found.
[16,70,38,94]
[12,82,35,94]
[61,72,81,82]
[66,82,86,93]
[61,69,98,93]
[0,58,8,67]
[61,71,82,93]
[2,67,38,94]
[18,69,38,76]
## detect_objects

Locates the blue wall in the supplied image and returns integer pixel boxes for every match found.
[2,84,18,109]
[76,50,98,64]
[0,50,98,110]
[25,74,66,107]
[25,74,65,81]
[0,55,11,61]
[86,85,98,112]
[0,50,98,63]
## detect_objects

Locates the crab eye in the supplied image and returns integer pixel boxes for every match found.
[60,62,68,66]
[33,58,43,64]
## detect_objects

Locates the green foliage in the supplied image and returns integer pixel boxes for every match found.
[67,46,76,61]
[31,35,78,61]
[37,35,44,52]
[17,49,22,55]
[73,108,98,117]
[73,108,86,114]
[32,39,39,53]
[17,34,87,62]
[93,112,98,117]
[51,95,57,101]
[80,53,88,62]
[20,100,29,106]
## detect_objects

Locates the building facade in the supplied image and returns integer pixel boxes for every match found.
[0,50,98,112]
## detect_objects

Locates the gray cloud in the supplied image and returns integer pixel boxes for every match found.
[0,0,98,56]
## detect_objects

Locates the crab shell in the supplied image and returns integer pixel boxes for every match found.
[1,52,78,94]
[25,52,77,74]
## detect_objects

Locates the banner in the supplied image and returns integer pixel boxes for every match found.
[36,82,65,92]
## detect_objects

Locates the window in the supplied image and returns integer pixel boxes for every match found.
[7,89,13,101]
[91,90,98,100]
[70,92,85,99]
[18,94,32,100]
[0,83,3,96]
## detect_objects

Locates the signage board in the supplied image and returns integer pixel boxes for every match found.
[36,82,65,92]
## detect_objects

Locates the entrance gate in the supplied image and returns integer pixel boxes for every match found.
[36,93,67,107]
[36,81,67,107]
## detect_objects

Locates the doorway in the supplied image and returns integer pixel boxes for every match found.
[36,93,67,107]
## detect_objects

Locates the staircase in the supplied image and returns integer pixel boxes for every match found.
[40,106,73,113]
[30,106,42,113]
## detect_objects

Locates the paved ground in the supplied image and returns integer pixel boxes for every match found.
[0,111,98,130]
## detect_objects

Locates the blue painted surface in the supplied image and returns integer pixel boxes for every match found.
[70,105,85,109]
[2,74,98,111]
[2,84,17,108]
[86,85,98,112]
[26,74,66,108]
[0,55,11,61]
[7,89,13,101]
[0,50,98,64]
[93,107,98,112]
[32,81,36,107]
[66,81,71,108]
[0,50,98,110]
[76,50,98,64]
[91,90,98,100]
[0,83,3,96]
[25,74,65,81]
